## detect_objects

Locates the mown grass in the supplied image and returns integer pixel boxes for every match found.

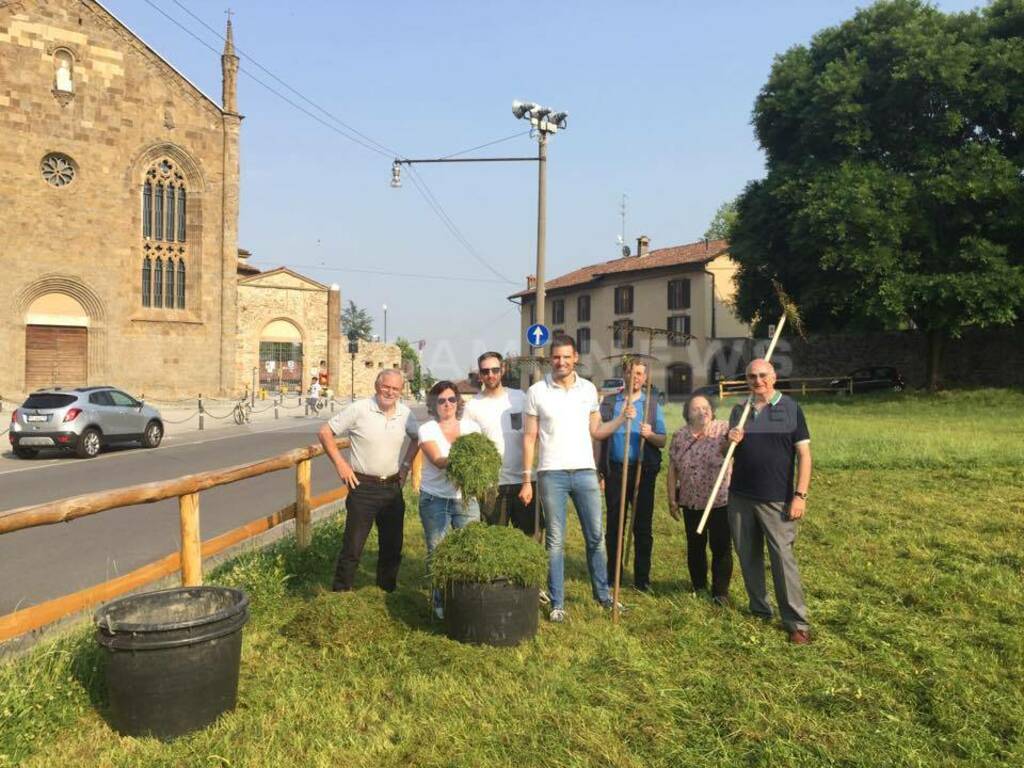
[1,390,1022,767]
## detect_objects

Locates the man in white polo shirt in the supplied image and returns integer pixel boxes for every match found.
[318,368,419,593]
[465,351,539,536]
[519,334,637,621]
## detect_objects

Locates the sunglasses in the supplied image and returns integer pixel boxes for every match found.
[436,395,459,405]
[479,366,501,375]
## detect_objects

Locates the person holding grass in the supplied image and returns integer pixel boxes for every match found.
[726,358,813,644]
[519,334,632,622]
[418,380,482,619]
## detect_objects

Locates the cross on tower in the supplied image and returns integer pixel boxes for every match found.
[225,8,234,22]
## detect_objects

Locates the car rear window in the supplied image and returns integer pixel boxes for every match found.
[22,394,77,409]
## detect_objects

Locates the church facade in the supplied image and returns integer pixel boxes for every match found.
[0,0,242,398]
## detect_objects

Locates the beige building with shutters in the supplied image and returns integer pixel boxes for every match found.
[510,237,752,396]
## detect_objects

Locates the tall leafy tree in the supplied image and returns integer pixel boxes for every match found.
[395,337,433,395]
[341,300,374,341]
[730,0,1024,389]
[704,197,739,241]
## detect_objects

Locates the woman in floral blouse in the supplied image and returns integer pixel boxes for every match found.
[667,394,733,604]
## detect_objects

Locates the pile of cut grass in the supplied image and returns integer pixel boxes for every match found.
[1,391,1022,767]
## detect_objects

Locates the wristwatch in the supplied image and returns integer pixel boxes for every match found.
[793,490,808,500]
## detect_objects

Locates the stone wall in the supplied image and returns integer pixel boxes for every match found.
[338,341,404,399]
[779,325,1024,388]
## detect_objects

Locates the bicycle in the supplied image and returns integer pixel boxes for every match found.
[232,398,252,425]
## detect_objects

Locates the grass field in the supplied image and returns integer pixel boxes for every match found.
[2,390,1022,767]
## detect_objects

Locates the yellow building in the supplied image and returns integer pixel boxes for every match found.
[510,237,752,395]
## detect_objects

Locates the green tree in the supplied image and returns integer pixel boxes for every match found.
[729,0,1024,389]
[704,197,739,241]
[395,337,434,395]
[341,300,374,341]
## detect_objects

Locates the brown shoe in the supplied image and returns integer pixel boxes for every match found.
[789,629,811,645]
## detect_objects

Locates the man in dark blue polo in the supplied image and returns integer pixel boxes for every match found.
[726,358,813,644]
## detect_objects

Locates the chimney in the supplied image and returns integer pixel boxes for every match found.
[526,274,537,290]
[637,235,650,257]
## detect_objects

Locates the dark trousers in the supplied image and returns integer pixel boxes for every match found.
[682,505,733,597]
[482,483,543,536]
[332,482,405,592]
[604,462,658,590]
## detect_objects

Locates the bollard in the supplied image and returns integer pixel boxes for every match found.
[330,398,335,414]
[275,396,279,420]
[304,402,309,417]
[198,393,204,431]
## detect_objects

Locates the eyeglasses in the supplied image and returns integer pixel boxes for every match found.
[746,373,770,380]
[437,396,458,405]
[377,384,402,393]
[479,367,501,375]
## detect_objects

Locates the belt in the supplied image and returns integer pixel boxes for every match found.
[354,471,401,486]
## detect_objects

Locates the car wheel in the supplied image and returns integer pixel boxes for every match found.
[143,420,163,448]
[14,445,38,459]
[76,428,102,459]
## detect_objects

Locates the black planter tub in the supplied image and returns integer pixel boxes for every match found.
[442,580,538,646]
[94,586,249,739]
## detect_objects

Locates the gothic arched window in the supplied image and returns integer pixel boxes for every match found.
[140,159,189,310]
[54,50,74,93]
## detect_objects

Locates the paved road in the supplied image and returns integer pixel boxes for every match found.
[0,411,421,616]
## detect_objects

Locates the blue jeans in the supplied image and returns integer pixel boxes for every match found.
[419,491,480,609]
[539,469,610,610]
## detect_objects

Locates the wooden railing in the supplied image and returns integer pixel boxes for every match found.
[718,376,851,399]
[0,438,351,644]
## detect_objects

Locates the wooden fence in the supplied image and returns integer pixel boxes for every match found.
[0,437,351,644]
[718,376,851,399]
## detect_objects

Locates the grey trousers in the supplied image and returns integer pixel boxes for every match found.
[728,493,809,632]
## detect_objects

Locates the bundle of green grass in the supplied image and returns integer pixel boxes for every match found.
[431,523,547,590]
[446,431,502,500]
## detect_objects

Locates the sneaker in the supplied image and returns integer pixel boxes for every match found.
[538,589,551,606]
[433,604,444,620]
[712,594,730,608]
[548,608,566,623]
[789,629,811,645]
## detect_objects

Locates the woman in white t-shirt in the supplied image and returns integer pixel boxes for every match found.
[417,380,481,618]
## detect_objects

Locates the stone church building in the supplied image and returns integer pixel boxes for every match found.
[0,0,393,399]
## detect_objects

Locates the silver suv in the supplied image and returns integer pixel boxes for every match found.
[9,386,164,459]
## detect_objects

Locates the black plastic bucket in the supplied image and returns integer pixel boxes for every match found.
[94,586,249,739]
[443,580,538,647]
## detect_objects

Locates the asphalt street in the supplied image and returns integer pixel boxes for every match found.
[0,411,420,617]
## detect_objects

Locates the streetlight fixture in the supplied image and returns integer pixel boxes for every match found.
[512,100,569,374]
[382,303,388,344]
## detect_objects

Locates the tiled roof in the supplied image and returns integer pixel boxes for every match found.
[509,239,729,299]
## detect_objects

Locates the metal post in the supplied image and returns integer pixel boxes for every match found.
[251,367,257,407]
[532,131,548,381]
[198,393,204,431]
[350,353,356,402]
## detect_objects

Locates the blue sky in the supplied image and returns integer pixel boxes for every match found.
[106,0,981,378]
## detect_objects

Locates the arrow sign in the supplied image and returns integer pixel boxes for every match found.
[526,323,550,348]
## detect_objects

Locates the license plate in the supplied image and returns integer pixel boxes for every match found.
[26,414,49,422]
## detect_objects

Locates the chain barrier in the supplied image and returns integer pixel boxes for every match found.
[203,405,238,420]
[160,410,200,425]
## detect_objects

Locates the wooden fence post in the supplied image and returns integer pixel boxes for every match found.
[295,458,312,549]
[179,492,202,586]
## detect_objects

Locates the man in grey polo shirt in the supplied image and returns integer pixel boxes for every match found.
[726,358,813,644]
[519,334,636,622]
[318,369,419,592]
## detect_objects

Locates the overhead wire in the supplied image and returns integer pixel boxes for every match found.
[148,0,523,285]
[247,261,514,286]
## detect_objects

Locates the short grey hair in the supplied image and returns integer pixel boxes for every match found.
[375,368,404,387]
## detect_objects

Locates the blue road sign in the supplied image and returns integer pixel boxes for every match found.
[526,323,550,348]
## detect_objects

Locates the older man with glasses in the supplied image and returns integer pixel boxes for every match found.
[464,351,540,537]
[319,368,419,593]
[726,358,813,644]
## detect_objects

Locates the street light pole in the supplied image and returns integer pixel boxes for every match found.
[534,130,548,369]
[382,304,388,344]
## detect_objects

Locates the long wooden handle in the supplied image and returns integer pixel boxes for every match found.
[624,375,655,567]
[612,364,634,623]
[695,313,787,534]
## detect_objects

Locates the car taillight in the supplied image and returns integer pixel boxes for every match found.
[63,408,82,423]
[9,409,16,426]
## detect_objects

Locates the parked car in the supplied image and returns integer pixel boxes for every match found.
[830,366,906,394]
[598,377,625,399]
[9,386,164,459]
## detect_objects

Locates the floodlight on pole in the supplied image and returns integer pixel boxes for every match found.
[390,160,402,188]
